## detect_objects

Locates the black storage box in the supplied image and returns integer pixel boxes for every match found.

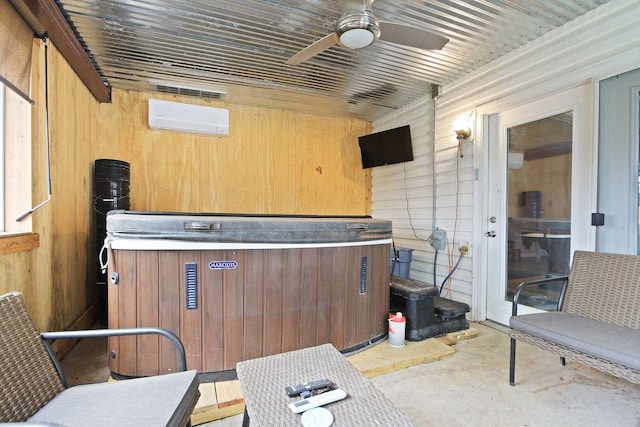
[390,276,470,341]
[390,277,439,341]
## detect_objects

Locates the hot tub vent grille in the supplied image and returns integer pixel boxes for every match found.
[359,256,367,294]
[185,262,198,309]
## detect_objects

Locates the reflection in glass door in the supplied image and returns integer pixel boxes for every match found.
[506,112,573,310]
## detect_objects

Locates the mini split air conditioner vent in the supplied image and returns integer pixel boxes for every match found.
[148,98,229,136]
[154,85,225,100]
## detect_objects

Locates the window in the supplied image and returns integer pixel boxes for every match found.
[0,0,39,254]
[1,81,33,235]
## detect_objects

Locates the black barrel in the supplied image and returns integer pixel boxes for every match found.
[520,191,542,218]
[94,159,130,325]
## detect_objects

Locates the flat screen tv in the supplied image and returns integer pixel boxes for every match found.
[358,125,414,168]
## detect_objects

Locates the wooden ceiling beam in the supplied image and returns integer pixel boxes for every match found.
[12,0,111,102]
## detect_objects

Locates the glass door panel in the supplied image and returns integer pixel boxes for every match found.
[506,112,572,310]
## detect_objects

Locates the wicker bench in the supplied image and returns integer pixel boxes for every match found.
[509,251,640,386]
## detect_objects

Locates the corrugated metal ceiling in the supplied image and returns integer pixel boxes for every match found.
[55,0,610,120]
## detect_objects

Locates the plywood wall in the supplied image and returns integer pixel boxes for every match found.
[95,89,371,215]
[1,36,372,334]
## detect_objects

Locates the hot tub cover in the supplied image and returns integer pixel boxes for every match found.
[106,210,392,244]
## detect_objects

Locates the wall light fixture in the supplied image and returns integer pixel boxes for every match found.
[455,127,472,141]
[454,125,472,158]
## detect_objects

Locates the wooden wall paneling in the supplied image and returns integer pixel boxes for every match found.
[0,250,30,296]
[195,131,220,212]
[179,251,203,371]
[281,248,302,352]
[341,120,372,214]
[95,89,371,216]
[294,118,347,215]
[216,105,259,213]
[243,250,264,363]
[47,44,84,320]
[299,248,319,349]
[158,250,181,374]
[315,247,334,344]
[136,250,159,376]
[47,41,97,330]
[253,109,296,213]
[330,247,348,348]
[300,115,330,213]
[151,133,201,212]
[263,249,284,356]
[218,250,240,372]
[204,251,227,372]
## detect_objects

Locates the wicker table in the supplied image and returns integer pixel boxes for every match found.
[236,343,415,426]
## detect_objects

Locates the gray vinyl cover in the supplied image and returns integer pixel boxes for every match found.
[106,210,392,244]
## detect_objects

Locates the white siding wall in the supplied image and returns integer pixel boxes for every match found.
[371,98,436,285]
[372,0,640,319]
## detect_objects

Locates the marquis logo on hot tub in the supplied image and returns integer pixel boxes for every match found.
[208,261,238,270]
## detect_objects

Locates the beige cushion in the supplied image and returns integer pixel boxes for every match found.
[28,370,199,427]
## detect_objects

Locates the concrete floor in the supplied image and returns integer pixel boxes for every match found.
[61,322,640,426]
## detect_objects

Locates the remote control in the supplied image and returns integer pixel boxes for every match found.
[288,388,347,414]
[285,379,335,397]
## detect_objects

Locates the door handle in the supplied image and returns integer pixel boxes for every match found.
[485,231,496,238]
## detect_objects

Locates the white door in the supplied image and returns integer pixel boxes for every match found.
[485,85,595,325]
[597,68,640,254]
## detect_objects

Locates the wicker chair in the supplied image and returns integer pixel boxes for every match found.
[0,291,200,426]
[509,251,640,386]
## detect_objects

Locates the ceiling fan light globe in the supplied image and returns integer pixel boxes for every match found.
[340,28,375,49]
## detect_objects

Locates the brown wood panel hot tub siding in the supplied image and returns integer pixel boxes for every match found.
[108,243,390,376]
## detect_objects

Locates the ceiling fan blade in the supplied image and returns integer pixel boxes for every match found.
[286,33,338,65]
[378,21,448,51]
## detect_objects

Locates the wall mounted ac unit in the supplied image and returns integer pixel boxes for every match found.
[508,152,524,169]
[148,98,229,136]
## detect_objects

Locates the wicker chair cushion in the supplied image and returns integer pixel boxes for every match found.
[28,370,199,427]
[510,312,640,370]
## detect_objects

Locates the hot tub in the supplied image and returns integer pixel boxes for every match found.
[105,211,392,377]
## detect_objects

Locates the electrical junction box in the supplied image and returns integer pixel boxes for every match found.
[431,230,446,250]
[148,98,229,136]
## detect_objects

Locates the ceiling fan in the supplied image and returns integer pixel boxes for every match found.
[286,0,449,65]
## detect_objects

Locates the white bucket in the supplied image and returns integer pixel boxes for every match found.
[388,312,406,347]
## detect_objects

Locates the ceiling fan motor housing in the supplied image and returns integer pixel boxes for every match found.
[336,11,380,49]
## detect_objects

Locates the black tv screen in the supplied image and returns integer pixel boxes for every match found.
[358,125,414,168]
